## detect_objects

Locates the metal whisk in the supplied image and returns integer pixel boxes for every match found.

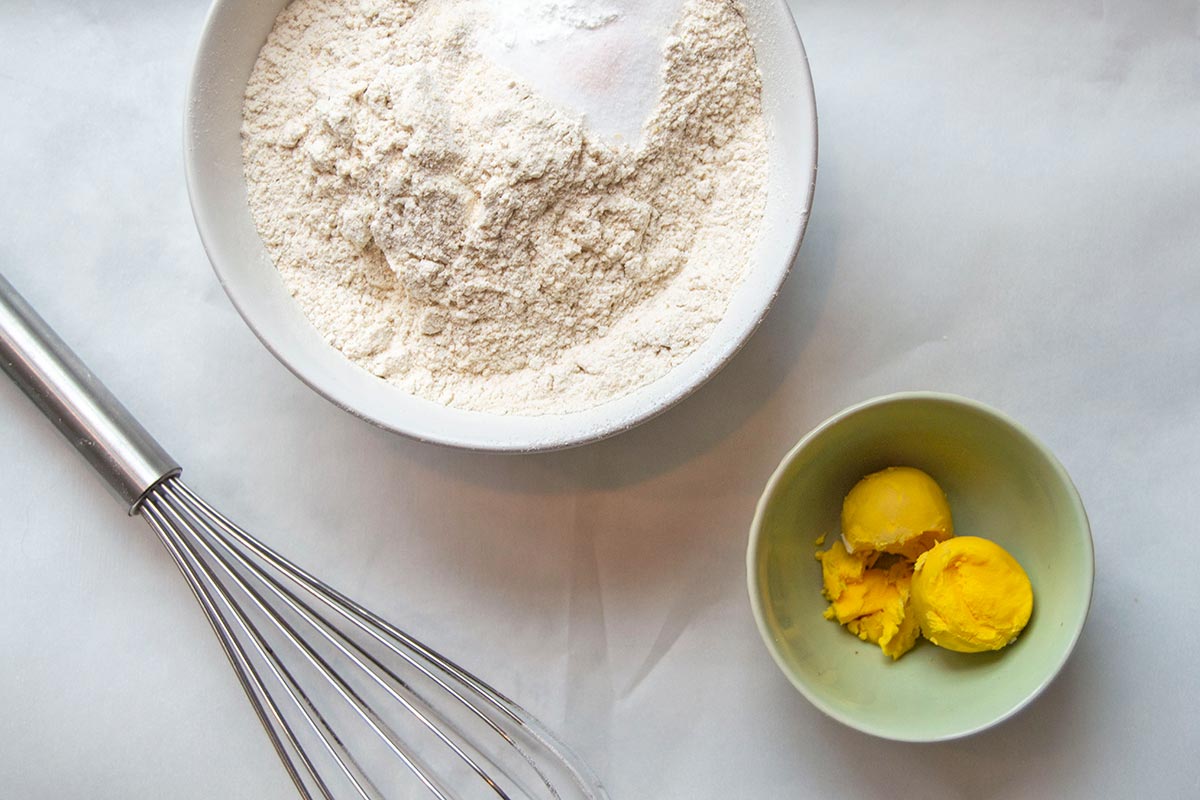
[0,273,607,800]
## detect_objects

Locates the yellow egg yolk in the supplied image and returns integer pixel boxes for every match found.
[816,541,921,660]
[841,466,954,560]
[911,536,1034,653]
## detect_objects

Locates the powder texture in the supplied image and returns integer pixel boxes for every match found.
[242,0,767,414]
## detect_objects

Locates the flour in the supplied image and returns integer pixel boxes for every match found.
[242,0,767,415]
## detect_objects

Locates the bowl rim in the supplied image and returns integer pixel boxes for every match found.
[745,390,1095,742]
[181,0,820,452]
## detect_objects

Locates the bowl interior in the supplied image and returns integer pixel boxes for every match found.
[184,0,817,451]
[749,394,1093,741]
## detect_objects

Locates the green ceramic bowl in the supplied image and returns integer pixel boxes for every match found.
[747,392,1093,741]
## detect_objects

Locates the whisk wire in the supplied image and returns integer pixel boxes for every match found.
[138,478,605,799]
[159,481,505,800]
[147,485,447,800]
[141,500,342,800]
[168,483,569,798]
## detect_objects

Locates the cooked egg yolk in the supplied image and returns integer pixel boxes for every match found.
[911,536,1033,653]
[841,466,954,560]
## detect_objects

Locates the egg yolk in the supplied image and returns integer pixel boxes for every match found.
[911,536,1034,653]
[841,466,954,560]
[816,541,921,660]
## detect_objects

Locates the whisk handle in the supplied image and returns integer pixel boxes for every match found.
[0,273,180,514]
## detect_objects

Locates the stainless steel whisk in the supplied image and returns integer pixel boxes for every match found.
[0,273,607,800]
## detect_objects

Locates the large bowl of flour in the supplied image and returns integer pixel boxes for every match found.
[185,0,817,451]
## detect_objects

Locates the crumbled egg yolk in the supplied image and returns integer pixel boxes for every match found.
[816,541,921,660]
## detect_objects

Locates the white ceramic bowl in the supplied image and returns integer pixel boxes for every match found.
[184,0,817,451]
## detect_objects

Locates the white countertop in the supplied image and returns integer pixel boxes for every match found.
[2,1,1198,797]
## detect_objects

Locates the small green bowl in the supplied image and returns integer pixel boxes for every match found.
[747,392,1093,741]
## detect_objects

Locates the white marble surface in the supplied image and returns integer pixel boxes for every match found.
[2,1,1198,797]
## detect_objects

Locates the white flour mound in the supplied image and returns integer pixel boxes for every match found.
[242,0,767,415]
